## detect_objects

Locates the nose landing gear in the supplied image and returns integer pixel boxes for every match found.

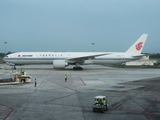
[12,66,16,70]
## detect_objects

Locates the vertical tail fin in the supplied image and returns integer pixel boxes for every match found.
[126,34,148,54]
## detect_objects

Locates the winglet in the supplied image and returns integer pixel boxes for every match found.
[126,34,148,54]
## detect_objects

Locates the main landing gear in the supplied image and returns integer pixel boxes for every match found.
[12,66,16,70]
[73,67,83,70]
[73,63,83,70]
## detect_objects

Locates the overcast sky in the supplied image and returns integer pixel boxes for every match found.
[0,0,160,53]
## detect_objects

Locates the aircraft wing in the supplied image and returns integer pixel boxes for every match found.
[68,53,109,62]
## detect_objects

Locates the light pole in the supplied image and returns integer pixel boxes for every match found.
[92,43,95,52]
[4,42,7,56]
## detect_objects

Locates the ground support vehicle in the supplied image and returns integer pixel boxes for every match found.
[92,96,109,113]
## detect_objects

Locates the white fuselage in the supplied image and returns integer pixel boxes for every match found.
[3,52,138,65]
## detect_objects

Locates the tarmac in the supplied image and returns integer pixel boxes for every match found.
[0,64,160,120]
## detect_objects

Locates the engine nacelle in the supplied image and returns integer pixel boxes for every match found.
[7,62,15,66]
[53,60,68,69]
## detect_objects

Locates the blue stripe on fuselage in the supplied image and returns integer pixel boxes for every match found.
[4,57,136,61]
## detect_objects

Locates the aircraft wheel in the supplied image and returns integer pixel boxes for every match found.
[73,67,83,71]
[74,67,77,70]
[80,67,83,70]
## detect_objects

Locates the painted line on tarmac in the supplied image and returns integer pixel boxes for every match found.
[142,94,160,120]
[43,93,77,104]
[49,81,80,93]
[74,84,85,87]
[53,103,92,108]
[0,104,14,120]
[111,80,160,120]
[143,95,159,113]
[111,79,160,110]
[79,77,86,86]
[0,92,33,97]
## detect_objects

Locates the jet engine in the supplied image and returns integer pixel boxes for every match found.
[7,62,15,66]
[53,60,68,69]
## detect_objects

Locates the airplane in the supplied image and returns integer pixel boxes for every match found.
[3,34,148,70]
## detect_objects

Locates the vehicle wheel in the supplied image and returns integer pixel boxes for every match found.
[80,67,83,70]
[106,106,108,111]
[93,109,95,112]
[104,106,107,111]
[101,108,104,113]
[73,67,76,70]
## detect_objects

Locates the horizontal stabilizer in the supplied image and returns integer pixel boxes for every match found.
[132,54,146,58]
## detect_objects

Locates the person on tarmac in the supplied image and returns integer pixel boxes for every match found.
[64,75,67,82]
[34,78,37,87]
[21,68,25,75]
[95,99,99,104]
[102,98,107,107]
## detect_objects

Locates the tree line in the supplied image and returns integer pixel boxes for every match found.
[0,52,12,58]
[148,53,160,58]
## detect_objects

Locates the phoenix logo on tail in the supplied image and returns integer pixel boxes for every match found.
[136,42,143,51]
